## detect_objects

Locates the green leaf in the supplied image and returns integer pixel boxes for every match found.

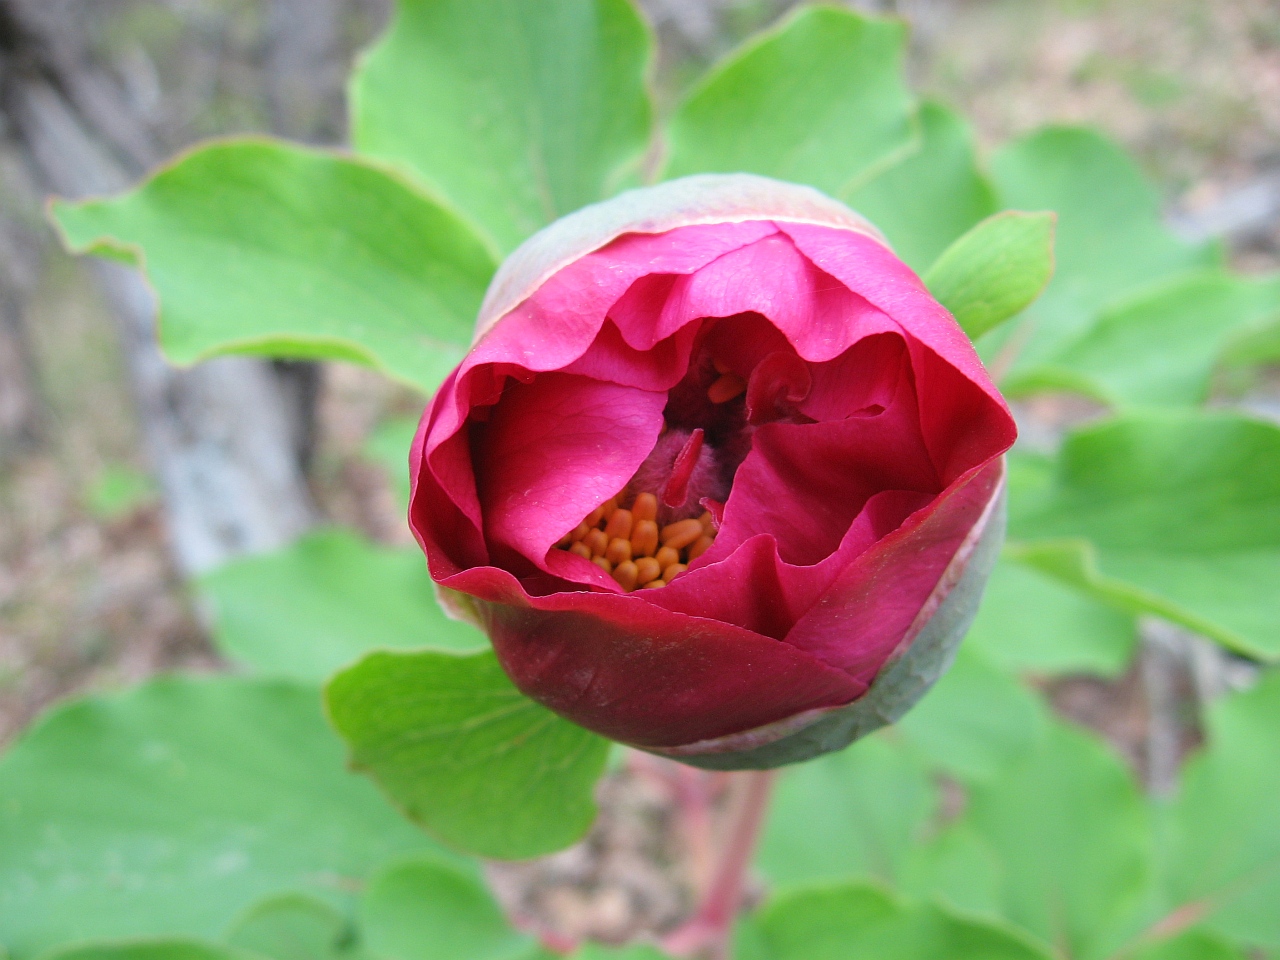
[1009,270,1280,407]
[923,211,1056,340]
[1129,930,1253,960]
[1160,670,1280,949]
[1008,411,1280,660]
[51,139,496,394]
[986,127,1217,383]
[757,734,936,888]
[0,678,437,959]
[200,529,485,683]
[364,417,420,514]
[846,101,998,272]
[39,942,257,960]
[755,884,1053,960]
[570,947,673,960]
[358,856,537,960]
[896,646,1047,783]
[961,721,1153,960]
[351,0,653,254]
[964,554,1138,678]
[662,7,916,196]
[325,650,609,859]
[225,895,349,960]
[897,824,1003,920]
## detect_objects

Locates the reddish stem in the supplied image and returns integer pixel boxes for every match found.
[662,769,777,960]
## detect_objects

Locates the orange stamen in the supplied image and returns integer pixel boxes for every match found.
[612,560,639,591]
[604,508,633,541]
[584,528,608,557]
[661,518,703,551]
[631,519,659,558]
[635,556,662,586]
[708,373,746,404]
[632,492,658,522]
[606,538,632,566]
[688,535,714,561]
[655,546,679,570]
[570,541,591,560]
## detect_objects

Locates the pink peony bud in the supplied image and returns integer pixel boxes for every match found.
[409,174,1015,769]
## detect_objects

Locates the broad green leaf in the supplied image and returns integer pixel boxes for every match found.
[846,101,997,272]
[923,211,1056,340]
[965,554,1138,678]
[896,646,1047,783]
[897,824,1003,920]
[351,0,652,253]
[986,127,1217,383]
[662,7,916,196]
[51,140,496,394]
[755,884,1053,960]
[39,943,256,960]
[225,895,348,960]
[757,734,935,888]
[1160,670,1280,948]
[1008,411,1280,660]
[0,678,436,959]
[961,721,1153,960]
[755,884,899,960]
[325,650,609,859]
[358,857,536,960]
[1010,271,1280,407]
[1130,930,1252,960]
[200,529,485,683]
[364,417,420,513]
[571,948,673,960]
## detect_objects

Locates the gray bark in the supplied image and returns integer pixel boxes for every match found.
[0,0,316,574]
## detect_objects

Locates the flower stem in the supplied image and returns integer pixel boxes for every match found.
[662,768,777,960]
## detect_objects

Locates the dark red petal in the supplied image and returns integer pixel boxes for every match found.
[449,565,865,748]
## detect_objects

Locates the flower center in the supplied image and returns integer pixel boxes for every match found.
[554,358,753,591]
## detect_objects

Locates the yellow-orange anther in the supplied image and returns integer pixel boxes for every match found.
[698,511,714,532]
[634,556,662,586]
[572,521,591,542]
[604,508,633,541]
[688,535,714,561]
[603,497,619,517]
[662,518,703,551]
[662,562,687,582]
[593,556,613,574]
[570,541,592,560]
[632,492,658,522]
[584,528,609,557]
[612,560,638,591]
[643,579,666,589]
[708,373,746,404]
[655,546,679,570]
[631,519,659,558]
[606,537,632,566]
[585,506,606,528]
[556,531,573,548]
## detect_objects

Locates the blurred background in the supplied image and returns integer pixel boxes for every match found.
[0,0,1276,839]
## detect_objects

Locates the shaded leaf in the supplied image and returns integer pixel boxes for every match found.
[52,140,495,394]
[986,127,1216,383]
[846,101,997,272]
[352,0,653,253]
[896,646,1047,783]
[358,857,537,960]
[325,651,609,859]
[1160,670,1280,949]
[923,211,1056,340]
[0,678,436,958]
[225,894,348,960]
[200,529,485,683]
[1008,411,1280,660]
[663,7,916,196]
[1009,270,1280,407]
[39,943,258,960]
[961,721,1153,960]
[757,734,935,888]
[965,554,1138,678]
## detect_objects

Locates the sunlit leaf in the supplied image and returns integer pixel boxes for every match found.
[924,211,1056,340]
[52,140,495,395]
[663,7,916,196]
[352,0,653,253]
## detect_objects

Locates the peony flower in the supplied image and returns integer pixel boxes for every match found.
[409,174,1016,769]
